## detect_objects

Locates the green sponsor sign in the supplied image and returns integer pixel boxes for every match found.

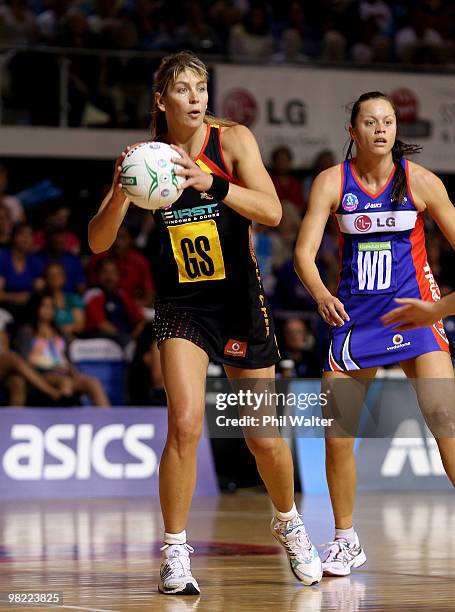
[358,241,391,251]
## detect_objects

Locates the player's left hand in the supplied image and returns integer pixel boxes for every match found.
[171,144,213,192]
[381,298,442,330]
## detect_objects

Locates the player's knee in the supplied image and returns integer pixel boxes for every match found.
[167,408,203,453]
[245,436,283,458]
[325,437,355,459]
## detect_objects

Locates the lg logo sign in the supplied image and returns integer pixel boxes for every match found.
[2,424,157,481]
[354,215,372,232]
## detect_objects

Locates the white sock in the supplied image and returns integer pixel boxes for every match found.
[164,530,187,545]
[335,526,356,544]
[275,502,298,522]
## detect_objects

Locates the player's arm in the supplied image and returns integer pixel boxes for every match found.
[409,161,455,249]
[382,292,455,330]
[88,151,131,254]
[171,125,281,226]
[294,166,350,327]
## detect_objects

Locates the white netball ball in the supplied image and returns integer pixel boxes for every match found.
[119,142,184,211]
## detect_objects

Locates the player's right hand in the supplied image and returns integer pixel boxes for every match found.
[317,295,350,326]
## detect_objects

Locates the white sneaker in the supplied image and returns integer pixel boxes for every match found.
[321,533,366,576]
[158,543,200,595]
[271,514,323,586]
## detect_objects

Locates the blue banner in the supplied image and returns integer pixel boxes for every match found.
[0,408,218,500]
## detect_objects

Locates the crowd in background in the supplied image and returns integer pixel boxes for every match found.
[1,0,455,127]
[0,147,454,407]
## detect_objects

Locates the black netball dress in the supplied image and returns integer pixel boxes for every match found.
[152,124,280,368]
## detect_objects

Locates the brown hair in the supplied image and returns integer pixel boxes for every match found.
[150,51,236,139]
[346,91,422,204]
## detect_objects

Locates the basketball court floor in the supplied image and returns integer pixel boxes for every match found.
[0,490,454,611]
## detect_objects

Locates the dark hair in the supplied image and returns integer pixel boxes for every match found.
[26,291,58,333]
[271,146,293,165]
[95,256,118,274]
[346,92,422,204]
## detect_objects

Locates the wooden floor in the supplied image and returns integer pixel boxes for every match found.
[0,490,454,611]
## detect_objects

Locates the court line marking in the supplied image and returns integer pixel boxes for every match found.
[60,606,118,612]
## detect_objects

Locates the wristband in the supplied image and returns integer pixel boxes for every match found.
[206,174,229,201]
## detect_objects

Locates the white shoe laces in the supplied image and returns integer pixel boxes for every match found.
[275,519,313,560]
[160,543,195,578]
[323,539,353,565]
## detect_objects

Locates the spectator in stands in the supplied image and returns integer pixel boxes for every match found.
[278,317,321,378]
[278,2,320,61]
[303,149,336,204]
[177,1,222,54]
[269,200,301,271]
[209,0,243,46]
[0,203,13,248]
[43,261,85,340]
[87,226,154,307]
[0,324,61,406]
[36,226,86,293]
[270,146,305,213]
[35,204,81,255]
[395,6,444,64]
[0,223,44,322]
[56,7,116,126]
[320,17,347,61]
[0,0,36,45]
[0,164,25,223]
[128,321,165,405]
[228,5,274,60]
[359,0,393,35]
[85,258,145,348]
[36,0,71,44]
[15,292,109,406]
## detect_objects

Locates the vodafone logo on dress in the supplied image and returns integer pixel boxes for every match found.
[224,339,247,357]
[354,215,372,232]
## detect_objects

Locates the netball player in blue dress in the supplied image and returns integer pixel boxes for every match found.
[295,92,455,576]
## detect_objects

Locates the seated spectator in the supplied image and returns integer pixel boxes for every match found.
[278,2,320,61]
[128,321,165,405]
[269,200,301,271]
[85,258,145,348]
[87,226,154,307]
[0,223,44,322]
[303,149,336,204]
[0,164,25,224]
[34,204,81,255]
[177,1,222,54]
[0,0,36,45]
[359,0,392,34]
[43,262,85,339]
[320,18,347,61]
[16,292,109,407]
[0,203,13,248]
[228,5,274,60]
[395,7,444,64]
[0,324,60,406]
[36,226,86,293]
[278,317,321,378]
[270,146,305,212]
[36,0,71,44]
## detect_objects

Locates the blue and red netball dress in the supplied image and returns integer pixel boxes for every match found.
[324,159,449,372]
